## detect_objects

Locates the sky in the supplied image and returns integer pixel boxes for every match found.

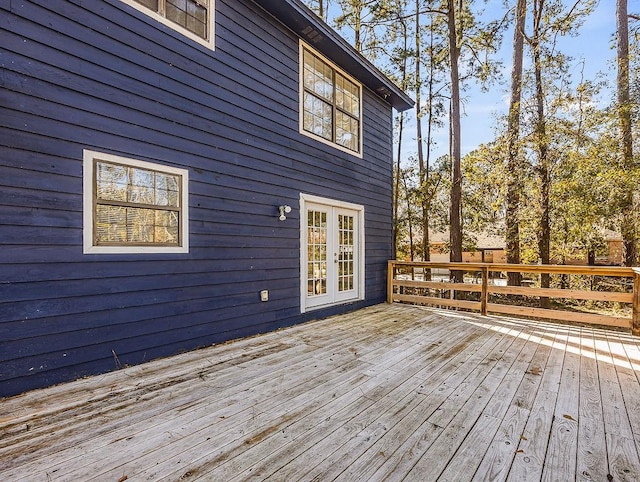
[428,0,620,161]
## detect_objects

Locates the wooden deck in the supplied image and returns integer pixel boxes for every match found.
[2,304,640,481]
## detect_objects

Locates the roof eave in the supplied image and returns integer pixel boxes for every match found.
[252,0,414,112]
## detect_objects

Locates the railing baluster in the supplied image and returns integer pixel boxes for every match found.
[633,268,640,336]
[387,260,394,304]
[481,267,488,316]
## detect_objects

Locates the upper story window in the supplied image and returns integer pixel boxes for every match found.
[300,42,363,156]
[122,0,213,48]
[83,150,189,254]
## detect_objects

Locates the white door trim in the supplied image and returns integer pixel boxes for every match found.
[300,193,365,313]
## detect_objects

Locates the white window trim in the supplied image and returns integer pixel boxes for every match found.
[83,149,189,254]
[119,0,215,50]
[299,193,365,313]
[298,40,364,158]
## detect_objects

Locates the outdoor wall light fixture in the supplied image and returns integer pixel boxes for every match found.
[278,205,292,221]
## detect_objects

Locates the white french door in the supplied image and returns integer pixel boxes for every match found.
[301,194,364,312]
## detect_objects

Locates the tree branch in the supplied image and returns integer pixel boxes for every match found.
[394,8,448,21]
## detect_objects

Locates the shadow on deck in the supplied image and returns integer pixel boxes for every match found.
[1,304,640,481]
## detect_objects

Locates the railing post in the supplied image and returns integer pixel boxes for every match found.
[481,267,488,316]
[633,268,640,336]
[387,260,395,304]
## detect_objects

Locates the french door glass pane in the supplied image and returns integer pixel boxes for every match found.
[338,214,355,292]
[307,210,327,296]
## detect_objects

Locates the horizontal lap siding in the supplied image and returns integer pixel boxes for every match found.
[0,0,395,396]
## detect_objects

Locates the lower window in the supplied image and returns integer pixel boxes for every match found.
[83,150,189,254]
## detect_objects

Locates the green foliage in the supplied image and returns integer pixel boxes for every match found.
[462,142,507,232]
[393,154,450,260]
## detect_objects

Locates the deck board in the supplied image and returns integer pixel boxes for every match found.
[1,303,640,481]
[542,329,580,482]
[576,328,608,482]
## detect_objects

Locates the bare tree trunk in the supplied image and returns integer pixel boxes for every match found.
[312,0,330,22]
[402,171,416,261]
[354,4,362,51]
[535,91,550,273]
[505,0,527,286]
[617,0,637,266]
[415,0,426,262]
[393,19,409,259]
[393,112,404,258]
[422,21,437,281]
[532,0,551,305]
[447,0,463,284]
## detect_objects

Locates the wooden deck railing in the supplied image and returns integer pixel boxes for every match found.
[387,261,640,335]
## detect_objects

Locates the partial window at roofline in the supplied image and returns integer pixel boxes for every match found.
[120,0,214,49]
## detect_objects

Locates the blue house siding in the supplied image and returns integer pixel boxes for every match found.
[0,0,405,397]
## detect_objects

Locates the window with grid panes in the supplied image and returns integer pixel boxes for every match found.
[301,43,362,155]
[83,151,189,254]
[131,0,210,41]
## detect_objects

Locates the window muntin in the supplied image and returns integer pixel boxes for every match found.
[94,161,181,246]
[303,51,334,102]
[337,213,355,292]
[307,210,328,297]
[301,44,362,155]
[336,111,359,152]
[123,0,213,47]
[303,92,332,141]
[83,151,189,254]
[336,73,360,117]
